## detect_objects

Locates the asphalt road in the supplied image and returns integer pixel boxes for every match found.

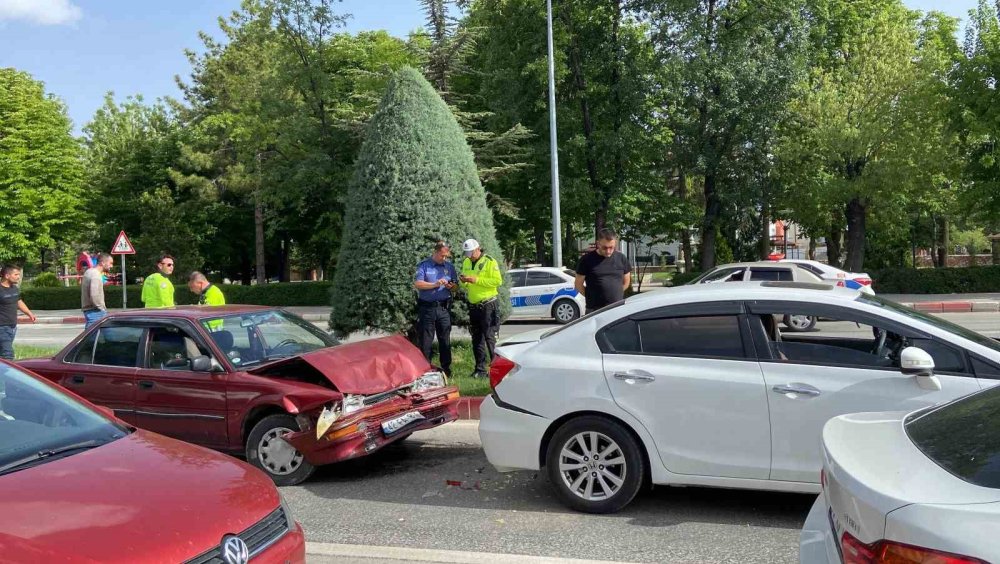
[289,422,812,564]
[13,312,1000,350]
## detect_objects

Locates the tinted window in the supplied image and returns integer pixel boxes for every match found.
[146,326,210,370]
[92,327,143,367]
[510,271,527,287]
[603,320,640,353]
[858,294,1000,355]
[749,268,792,282]
[973,357,1000,380]
[794,263,824,276]
[563,269,577,278]
[906,386,1000,489]
[638,316,745,359]
[69,331,98,364]
[526,272,564,286]
[908,338,967,374]
[695,267,743,284]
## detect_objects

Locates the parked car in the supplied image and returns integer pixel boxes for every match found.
[800,384,999,564]
[18,306,460,486]
[779,259,874,294]
[508,267,585,324]
[688,261,826,331]
[480,282,1000,513]
[0,359,305,562]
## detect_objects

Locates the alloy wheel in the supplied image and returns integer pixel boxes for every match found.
[557,431,627,501]
[555,302,577,322]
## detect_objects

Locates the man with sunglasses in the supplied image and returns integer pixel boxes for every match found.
[574,228,632,315]
[141,254,176,309]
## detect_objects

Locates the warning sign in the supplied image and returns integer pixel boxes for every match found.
[111,230,136,255]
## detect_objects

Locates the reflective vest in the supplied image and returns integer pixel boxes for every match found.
[460,254,502,304]
[141,273,174,308]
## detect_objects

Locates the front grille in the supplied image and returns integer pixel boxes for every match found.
[363,387,407,406]
[185,507,289,564]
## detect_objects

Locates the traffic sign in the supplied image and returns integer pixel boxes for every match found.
[111,230,135,255]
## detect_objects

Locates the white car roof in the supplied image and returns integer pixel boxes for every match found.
[626,281,859,308]
[508,266,569,274]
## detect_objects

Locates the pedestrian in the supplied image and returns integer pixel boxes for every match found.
[458,239,503,378]
[0,265,36,361]
[413,241,458,376]
[81,252,114,328]
[141,254,175,309]
[574,228,632,315]
[188,271,226,306]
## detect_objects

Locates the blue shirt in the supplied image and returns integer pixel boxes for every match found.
[415,257,457,302]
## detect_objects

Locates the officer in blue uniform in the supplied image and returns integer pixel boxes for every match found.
[413,241,458,376]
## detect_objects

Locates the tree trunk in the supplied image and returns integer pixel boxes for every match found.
[759,202,771,260]
[844,198,867,272]
[279,236,291,282]
[534,225,547,265]
[827,210,844,268]
[992,236,1000,265]
[700,173,721,271]
[565,20,606,241]
[936,215,949,268]
[808,238,817,261]
[254,195,266,285]
[676,170,694,272]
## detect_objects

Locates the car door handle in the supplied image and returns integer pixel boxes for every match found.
[138,380,155,390]
[70,374,85,384]
[771,384,821,397]
[613,370,656,383]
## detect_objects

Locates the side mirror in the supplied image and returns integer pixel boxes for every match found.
[900,347,941,391]
[191,355,213,372]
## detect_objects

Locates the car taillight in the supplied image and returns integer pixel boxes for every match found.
[489,354,517,389]
[854,277,872,286]
[841,531,986,564]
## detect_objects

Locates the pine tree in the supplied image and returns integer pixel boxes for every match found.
[330,67,508,335]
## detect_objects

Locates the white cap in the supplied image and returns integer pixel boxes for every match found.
[462,239,480,256]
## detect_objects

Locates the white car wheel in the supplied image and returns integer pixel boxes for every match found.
[783,314,817,332]
[552,300,580,324]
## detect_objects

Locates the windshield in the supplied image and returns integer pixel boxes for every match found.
[857,294,1000,355]
[905,386,1000,489]
[690,267,741,284]
[201,310,338,367]
[0,363,128,475]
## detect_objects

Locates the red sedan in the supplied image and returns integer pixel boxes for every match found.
[0,360,305,562]
[19,306,460,485]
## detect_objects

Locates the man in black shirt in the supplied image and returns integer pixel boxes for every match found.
[575,228,632,315]
[0,265,36,361]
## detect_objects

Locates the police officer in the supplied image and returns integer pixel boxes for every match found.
[459,239,502,378]
[188,271,226,306]
[414,241,458,376]
[141,254,175,308]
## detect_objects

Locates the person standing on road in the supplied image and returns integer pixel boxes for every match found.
[459,239,503,378]
[188,272,225,306]
[0,265,36,361]
[413,242,458,376]
[575,228,632,315]
[141,254,175,309]
[81,253,114,328]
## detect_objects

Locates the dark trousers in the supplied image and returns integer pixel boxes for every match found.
[0,325,16,361]
[469,299,500,374]
[418,301,452,375]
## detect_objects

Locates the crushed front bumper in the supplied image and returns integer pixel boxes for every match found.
[283,386,460,466]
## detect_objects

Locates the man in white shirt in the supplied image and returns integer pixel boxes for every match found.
[81,253,114,328]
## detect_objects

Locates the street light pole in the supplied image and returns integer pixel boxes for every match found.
[547,0,563,268]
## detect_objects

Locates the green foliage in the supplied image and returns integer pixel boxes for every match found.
[670,271,703,286]
[0,68,87,262]
[28,272,60,288]
[871,266,1000,293]
[330,67,507,335]
[20,281,333,310]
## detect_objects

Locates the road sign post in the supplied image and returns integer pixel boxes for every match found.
[110,231,136,309]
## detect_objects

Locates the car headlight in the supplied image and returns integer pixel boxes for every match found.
[278,492,296,530]
[315,403,341,439]
[342,394,365,414]
[412,371,446,392]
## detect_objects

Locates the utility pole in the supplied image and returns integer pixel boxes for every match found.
[547,0,563,268]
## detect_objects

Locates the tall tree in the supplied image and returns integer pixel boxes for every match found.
[330,67,507,335]
[0,68,87,265]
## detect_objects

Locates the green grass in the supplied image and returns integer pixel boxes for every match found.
[651,272,674,284]
[13,345,59,360]
[430,339,492,397]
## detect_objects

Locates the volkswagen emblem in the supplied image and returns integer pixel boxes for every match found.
[221,534,249,564]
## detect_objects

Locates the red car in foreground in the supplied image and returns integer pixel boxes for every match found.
[19,306,460,485]
[0,360,305,563]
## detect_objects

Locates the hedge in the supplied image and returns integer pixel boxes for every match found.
[20,281,333,310]
[870,265,1000,294]
[669,271,703,286]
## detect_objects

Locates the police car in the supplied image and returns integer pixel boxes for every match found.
[508,266,585,324]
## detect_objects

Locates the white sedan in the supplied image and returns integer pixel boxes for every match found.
[507,267,585,324]
[800,387,999,564]
[779,259,874,294]
[480,282,1000,513]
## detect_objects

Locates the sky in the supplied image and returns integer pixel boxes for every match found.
[0,0,981,135]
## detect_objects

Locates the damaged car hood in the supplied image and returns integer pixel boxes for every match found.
[249,334,434,395]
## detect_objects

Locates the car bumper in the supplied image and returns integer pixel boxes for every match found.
[799,494,840,564]
[285,386,460,466]
[256,522,306,564]
[479,394,550,472]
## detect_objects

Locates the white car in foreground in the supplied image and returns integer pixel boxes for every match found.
[800,386,999,564]
[480,282,1000,513]
[507,267,585,324]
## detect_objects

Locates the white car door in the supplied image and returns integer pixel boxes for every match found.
[747,301,982,483]
[507,270,529,319]
[520,270,562,318]
[600,302,772,479]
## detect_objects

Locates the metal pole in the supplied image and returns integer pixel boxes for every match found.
[121,255,127,309]
[547,0,563,268]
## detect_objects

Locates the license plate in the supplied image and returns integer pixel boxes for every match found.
[381,411,424,436]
